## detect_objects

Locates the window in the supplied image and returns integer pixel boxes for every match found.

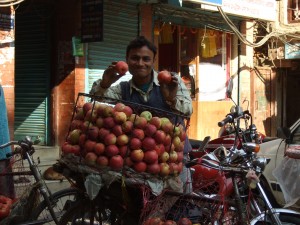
[288,0,300,23]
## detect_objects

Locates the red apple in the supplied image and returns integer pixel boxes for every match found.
[132,128,145,140]
[121,120,133,133]
[161,121,174,134]
[169,162,179,176]
[70,120,84,131]
[105,144,119,157]
[113,111,127,124]
[84,109,98,123]
[159,151,169,163]
[154,143,165,157]
[177,218,192,225]
[78,133,87,148]
[125,157,134,167]
[94,142,105,155]
[159,162,170,177]
[128,114,138,123]
[84,140,97,153]
[111,124,123,136]
[115,61,128,75]
[153,130,166,144]
[61,142,73,155]
[116,134,129,146]
[104,133,117,146]
[149,116,161,129]
[133,161,147,173]
[98,128,110,140]
[144,123,157,137]
[146,163,160,175]
[169,151,178,163]
[102,105,114,117]
[134,116,147,129]
[70,145,81,156]
[123,105,133,118]
[157,70,172,84]
[176,151,184,162]
[103,117,116,129]
[142,137,156,151]
[142,217,163,225]
[163,220,177,225]
[96,103,108,116]
[74,108,84,120]
[172,136,181,149]
[130,149,144,162]
[163,134,172,146]
[143,150,158,164]
[87,126,99,141]
[119,145,129,157]
[83,102,93,116]
[109,155,124,170]
[140,110,152,122]
[67,129,82,145]
[129,137,142,150]
[95,117,104,129]
[114,102,126,112]
[85,152,98,166]
[81,121,93,133]
[96,155,109,167]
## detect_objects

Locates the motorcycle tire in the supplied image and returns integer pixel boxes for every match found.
[251,209,300,225]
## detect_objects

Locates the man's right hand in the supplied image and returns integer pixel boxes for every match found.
[100,62,123,88]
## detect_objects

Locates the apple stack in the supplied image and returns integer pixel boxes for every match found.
[61,100,187,178]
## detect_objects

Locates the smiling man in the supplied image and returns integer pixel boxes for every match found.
[90,35,192,116]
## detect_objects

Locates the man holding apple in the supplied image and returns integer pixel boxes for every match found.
[90,35,193,192]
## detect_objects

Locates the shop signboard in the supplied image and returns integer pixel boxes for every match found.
[81,0,103,43]
[285,43,300,59]
[184,0,222,6]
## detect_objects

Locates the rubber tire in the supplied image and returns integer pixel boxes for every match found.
[253,212,300,224]
[58,196,138,225]
[30,187,81,224]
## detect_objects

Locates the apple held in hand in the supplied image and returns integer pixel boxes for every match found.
[157,70,172,84]
[115,61,128,76]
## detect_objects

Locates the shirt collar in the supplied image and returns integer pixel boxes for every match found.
[128,70,160,94]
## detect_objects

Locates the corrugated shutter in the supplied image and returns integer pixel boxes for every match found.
[14,4,50,145]
[87,0,139,91]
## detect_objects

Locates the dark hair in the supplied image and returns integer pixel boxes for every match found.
[126,36,157,58]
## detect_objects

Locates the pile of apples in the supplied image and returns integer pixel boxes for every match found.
[142,217,192,225]
[61,101,187,177]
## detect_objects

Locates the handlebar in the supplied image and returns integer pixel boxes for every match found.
[218,114,234,127]
[0,136,40,158]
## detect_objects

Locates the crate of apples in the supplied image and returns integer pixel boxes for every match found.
[61,99,188,178]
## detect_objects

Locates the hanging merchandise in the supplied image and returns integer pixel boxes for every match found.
[199,29,217,58]
[160,23,175,44]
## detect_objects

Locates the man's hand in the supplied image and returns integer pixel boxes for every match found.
[100,62,124,88]
[160,73,178,105]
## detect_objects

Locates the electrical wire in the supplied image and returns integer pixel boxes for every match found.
[218,6,300,48]
[0,0,25,7]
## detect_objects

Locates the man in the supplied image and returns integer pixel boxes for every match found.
[90,35,193,192]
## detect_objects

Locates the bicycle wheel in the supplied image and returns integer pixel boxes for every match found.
[58,196,137,225]
[30,187,81,224]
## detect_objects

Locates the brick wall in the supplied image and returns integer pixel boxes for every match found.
[0,7,15,141]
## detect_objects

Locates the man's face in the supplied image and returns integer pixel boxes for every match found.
[126,46,155,79]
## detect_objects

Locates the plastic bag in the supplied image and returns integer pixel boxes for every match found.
[273,156,300,208]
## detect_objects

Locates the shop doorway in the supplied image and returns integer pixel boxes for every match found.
[14,2,51,145]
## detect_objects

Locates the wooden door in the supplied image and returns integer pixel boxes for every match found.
[250,67,276,136]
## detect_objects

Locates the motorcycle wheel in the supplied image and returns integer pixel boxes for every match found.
[250,210,300,225]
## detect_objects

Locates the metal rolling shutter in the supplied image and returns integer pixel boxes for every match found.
[87,0,139,91]
[14,5,50,145]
